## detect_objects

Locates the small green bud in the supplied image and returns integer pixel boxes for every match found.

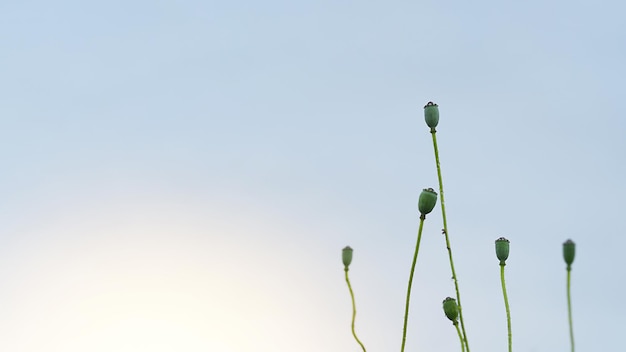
[495,237,510,265]
[563,239,575,269]
[424,101,439,130]
[342,246,353,269]
[442,297,459,324]
[418,188,438,216]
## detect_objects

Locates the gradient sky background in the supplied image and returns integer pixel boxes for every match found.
[1,1,625,351]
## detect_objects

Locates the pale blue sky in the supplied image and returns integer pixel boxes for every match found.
[1,1,625,351]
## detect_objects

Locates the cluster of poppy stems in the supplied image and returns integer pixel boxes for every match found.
[341,102,578,352]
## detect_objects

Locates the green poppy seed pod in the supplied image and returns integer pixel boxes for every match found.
[342,246,353,269]
[442,297,459,323]
[418,188,438,216]
[563,239,576,269]
[424,101,439,130]
[495,237,510,265]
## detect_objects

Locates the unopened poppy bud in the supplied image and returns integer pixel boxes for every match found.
[563,239,575,269]
[424,101,439,130]
[342,246,353,269]
[495,237,510,265]
[418,188,438,216]
[442,297,459,323]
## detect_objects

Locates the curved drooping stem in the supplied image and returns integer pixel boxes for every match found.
[344,268,367,352]
[500,263,512,352]
[400,216,426,352]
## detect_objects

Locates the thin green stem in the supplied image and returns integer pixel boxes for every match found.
[500,264,512,352]
[454,323,466,352]
[345,269,367,352]
[431,131,470,352]
[567,267,575,352]
[400,216,426,352]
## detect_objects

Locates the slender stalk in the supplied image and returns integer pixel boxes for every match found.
[400,216,426,352]
[566,267,575,352]
[430,131,470,352]
[500,263,512,352]
[345,268,367,352]
[454,323,466,352]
